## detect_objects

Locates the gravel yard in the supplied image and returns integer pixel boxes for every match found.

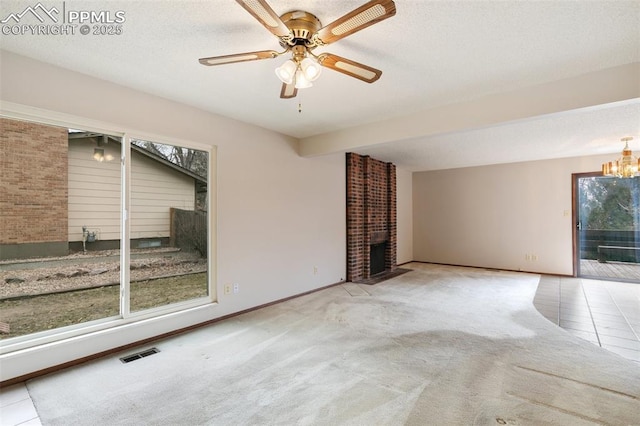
[0,248,206,299]
[0,248,209,339]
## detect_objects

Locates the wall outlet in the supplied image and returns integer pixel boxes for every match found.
[233,283,239,294]
[224,284,231,295]
[525,254,531,261]
[313,266,318,275]
[532,254,538,261]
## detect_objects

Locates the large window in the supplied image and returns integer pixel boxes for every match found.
[0,117,213,346]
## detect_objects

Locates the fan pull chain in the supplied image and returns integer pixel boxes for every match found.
[297,91,304,113]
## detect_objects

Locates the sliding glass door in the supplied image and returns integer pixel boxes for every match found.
[575,173,640,282]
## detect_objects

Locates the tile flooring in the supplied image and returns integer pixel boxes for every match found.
[1,274,638,425]
[534,275,640,366]
[0,383,40,426]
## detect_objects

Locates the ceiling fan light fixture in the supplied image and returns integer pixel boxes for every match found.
[275,59,297,84]
[200,0,397,99]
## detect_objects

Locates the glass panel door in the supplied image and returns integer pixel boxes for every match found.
[576,174,640,282]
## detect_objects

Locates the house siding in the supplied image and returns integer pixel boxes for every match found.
[67,139,195,243]
[130,150,195,241]
[67,139,121,243]
[0,118,68,259]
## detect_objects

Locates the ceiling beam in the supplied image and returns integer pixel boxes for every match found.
[298,62,640,157]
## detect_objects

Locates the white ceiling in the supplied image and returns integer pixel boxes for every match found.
[1,0,639,171]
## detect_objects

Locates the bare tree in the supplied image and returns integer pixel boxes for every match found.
[132,140,207,179]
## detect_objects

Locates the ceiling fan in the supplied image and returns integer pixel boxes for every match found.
[199,0,396,99]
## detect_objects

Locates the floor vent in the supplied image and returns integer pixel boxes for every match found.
[119,347,160,363]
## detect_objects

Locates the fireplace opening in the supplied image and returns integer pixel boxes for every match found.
[370,242,387,276]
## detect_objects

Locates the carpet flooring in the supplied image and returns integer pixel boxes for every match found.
[26,263,640,425]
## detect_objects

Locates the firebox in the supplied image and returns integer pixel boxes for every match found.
[370,242,387,276]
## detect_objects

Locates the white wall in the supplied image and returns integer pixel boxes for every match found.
[0,51,346,380]
[396,167,413,264]
[413,154,614,275]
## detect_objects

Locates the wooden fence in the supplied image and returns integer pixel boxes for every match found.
[169,208,207,256]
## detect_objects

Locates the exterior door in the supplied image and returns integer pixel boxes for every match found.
[574,173,640,282]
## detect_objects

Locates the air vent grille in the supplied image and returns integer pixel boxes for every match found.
[119,347,160,363]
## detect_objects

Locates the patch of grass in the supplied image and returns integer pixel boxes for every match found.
[0,273,208,340]
[130,273,208,312]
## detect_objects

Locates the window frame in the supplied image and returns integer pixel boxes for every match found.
[0,103,217,355]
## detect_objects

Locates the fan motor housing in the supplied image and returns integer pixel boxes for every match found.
[280,11,322,45]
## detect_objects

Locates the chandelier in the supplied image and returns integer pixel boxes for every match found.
[602,137,638,178]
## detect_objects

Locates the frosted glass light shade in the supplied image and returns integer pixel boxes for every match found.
[275,60,297,84]
[294,70,313,89]
[300,57,322,81]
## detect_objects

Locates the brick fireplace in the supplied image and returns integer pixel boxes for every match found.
[346,153,397,282]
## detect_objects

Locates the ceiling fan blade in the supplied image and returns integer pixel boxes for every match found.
[317,53,382,83]
[236,0,291,39]
[313,0,396,45]
[199,50,279,66]
[280,82,298,99]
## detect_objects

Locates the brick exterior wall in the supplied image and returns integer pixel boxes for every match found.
[346,153,397,282]
[0,118,68,258]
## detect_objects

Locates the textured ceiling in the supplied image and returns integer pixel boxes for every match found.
[1,0,639,171]
[356,102,640,171]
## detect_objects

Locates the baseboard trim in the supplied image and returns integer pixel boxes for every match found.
[406,260,575,278]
